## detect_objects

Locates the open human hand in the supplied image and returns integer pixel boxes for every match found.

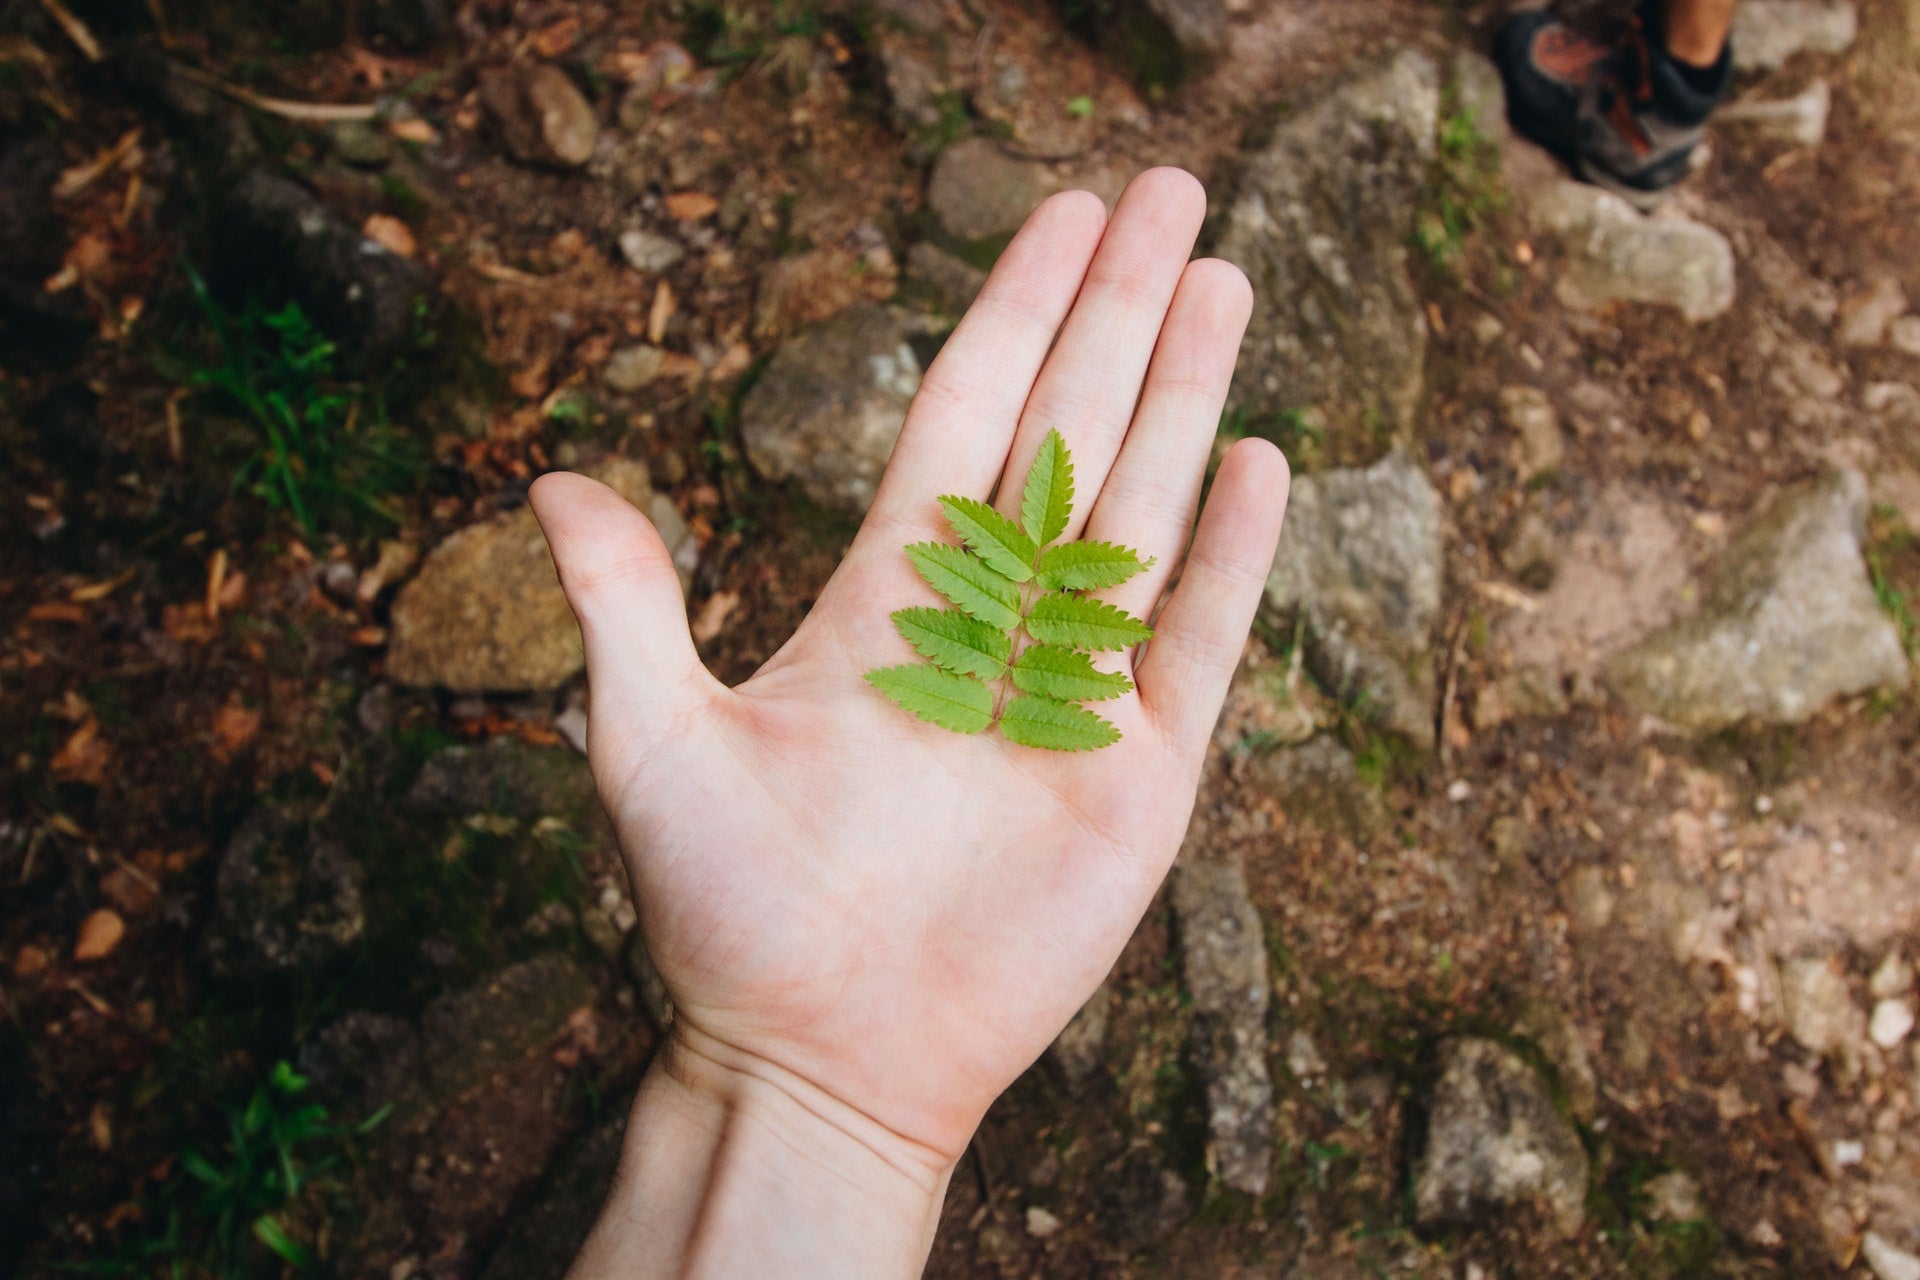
[532,168,1288,1277]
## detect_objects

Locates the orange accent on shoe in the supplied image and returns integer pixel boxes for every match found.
[1534,26,1612,81]
[1606,91,1655,155]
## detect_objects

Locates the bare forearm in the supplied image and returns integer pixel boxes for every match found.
[567,1025,955,1280]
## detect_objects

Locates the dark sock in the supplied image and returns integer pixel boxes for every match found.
[1647,35,1731,124]
[1636,0,1733,124]
[1672,46,1728,92]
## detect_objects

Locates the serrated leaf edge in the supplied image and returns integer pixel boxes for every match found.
[938,495,1036,583]
[864,664,994,734]
[999,695,1121,752]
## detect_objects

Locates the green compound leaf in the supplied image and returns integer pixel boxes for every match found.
[905,543,1022,630]
[865,665,995,734]
[1000,695,1121,751]
[1035,540,1152,592]
[892,607,1012,679]
[1026,592,1154,652]
[938,495,1036,582]
[1021,429,1074,546]
[1012,644,1135,702]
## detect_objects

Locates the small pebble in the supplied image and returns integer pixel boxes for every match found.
[1447,780,1472,802]
[1870,999,1915,1049]
[1024,1206,1061,1239]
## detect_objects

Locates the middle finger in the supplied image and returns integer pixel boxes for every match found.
[992,167,1207,542]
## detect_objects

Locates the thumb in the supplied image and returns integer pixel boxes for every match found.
[529,470,714,756]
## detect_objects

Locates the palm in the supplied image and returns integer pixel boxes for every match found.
[532,169,1289,1163]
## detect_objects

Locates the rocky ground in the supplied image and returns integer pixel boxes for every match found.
[4,0,1920,1276]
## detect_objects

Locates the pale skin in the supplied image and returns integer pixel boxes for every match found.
[529,168,1290,1277]
[1663,0,1737,67]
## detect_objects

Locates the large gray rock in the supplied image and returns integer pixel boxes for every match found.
[406,738,602,823]
[221,170,433,372]
[419,953,594,1100]
[478,1101,632,1280]
[1048,985,1112,1089]
[1171,855,1274,1196]
[905,242,988,317]
[1214,49,1439,440]
[1244,734,1389,837]
[205,808,365,977]
[1718,80,1832,148]
[1262,448,1444,747]
[1731,0,1857,73]
[1608,470,1910,732]
[738,304,921,513]
[388,458,691,692]
[1142,0,1246,55]
[926,138,1063,241]
[1528,180,1735,323]
[1413,1038,1589,1237]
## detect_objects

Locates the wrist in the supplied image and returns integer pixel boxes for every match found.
[569,1023,957,1280]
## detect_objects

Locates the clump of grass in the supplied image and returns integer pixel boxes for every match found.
[173,263,419,538]
[1414,96,1506,272]
[1866,507,1917,659]
[682,1,828,90]
[82,1061,388,1277]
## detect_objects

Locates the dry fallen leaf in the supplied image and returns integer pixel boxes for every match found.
[510,357,552,400]
[361,213,417,258]
[26,601,87,624]
[70,570,134,602]
[14,944,50,978]
[531,15,581,57]
[44,230,113,293]
[692,589,741,644]
[161,601,217,643]
[663,191,719,221]
[205,548,228,620]
[74,908,125,962]
[357,539,419,604]
[388,117,438,144]
[1471,579,1541,613]
[51,718,110,786]
[100,863,159,916]
[648,280,676,345]
[210,701,261,761]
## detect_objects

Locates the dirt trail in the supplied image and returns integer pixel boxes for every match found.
[2,1,1919,1277]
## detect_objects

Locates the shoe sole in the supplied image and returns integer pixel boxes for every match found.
[1574,153,1674,214]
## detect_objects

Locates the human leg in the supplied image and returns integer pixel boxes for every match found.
[1663,0,1738,67]
[1493,0,1737,209]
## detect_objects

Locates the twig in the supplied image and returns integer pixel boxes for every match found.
[54,127,142,200]
[1436,609,1468,768]
[168,60,380,122]
[38,0,101,61]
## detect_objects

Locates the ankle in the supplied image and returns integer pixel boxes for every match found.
[1653,0,1733,68]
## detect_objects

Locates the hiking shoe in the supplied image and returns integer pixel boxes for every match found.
[1493,6,1732,211]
